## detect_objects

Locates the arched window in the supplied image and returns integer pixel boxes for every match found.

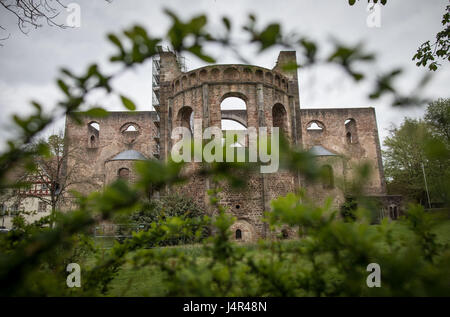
[281,229,289,239]
[121,123,139,134]
[221,96,248,147]
[346,132,352,144]
[118,168,130,181]
[177,106,194,135]
[89,122,100,131]
[306,121,324,131]
[220,96,247,111]
[345,119,358,144]
[235,229,242,240]
[272,103,288,136]
[125,125,137,132]
[389,205,398,220]
[321,165,334,189]
[121,123,140,145]
[220,120,247,130]
[88,122,100,148]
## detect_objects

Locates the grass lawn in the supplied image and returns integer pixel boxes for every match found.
[88,210,450,297]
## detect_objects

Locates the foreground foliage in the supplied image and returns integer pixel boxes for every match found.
[0,9,449,297]
[383,99,450,206]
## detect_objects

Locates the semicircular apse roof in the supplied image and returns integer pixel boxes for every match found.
[111,150,147,161]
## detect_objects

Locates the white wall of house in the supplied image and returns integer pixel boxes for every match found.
[1,193,51,229]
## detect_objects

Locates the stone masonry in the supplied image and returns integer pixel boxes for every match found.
[63,50,401,242]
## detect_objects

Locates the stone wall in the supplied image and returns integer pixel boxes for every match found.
[300,108,386,195]
[64,111,158,195]
[62,51,392,242]
[161,53,300,241]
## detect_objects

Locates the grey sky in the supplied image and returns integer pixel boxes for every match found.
[0,0,448,149]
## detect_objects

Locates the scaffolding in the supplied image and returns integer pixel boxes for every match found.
[151,46,187,159]
[152,48,162,158]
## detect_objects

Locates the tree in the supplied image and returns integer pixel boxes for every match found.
[0,0,111,45]
[12,133,95,227]
[128,194,208,246]
[425,98,450,142]
[383,119,432,204]
[348,0,449,71]
[413,4,450,71]
[383,100,450,206]
[0,7,449,298]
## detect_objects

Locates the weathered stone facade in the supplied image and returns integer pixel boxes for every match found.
[63,50,400,242]
[64,111,159,198]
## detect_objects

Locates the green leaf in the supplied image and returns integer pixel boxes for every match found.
[57,79,70,96]
[107,33,124,51]
[259,23,281,51]
[187,45,216,63]
[84,107,109,117]
[349,0,356,5]
[222,17,231,31]
[120,95,137,111]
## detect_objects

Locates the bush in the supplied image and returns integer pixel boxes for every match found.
[129,194,209,246]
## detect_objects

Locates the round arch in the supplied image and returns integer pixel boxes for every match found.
[306,120,325,131]
[221,114,248,128]
[120,122,141,133]
[176,106,194,134]
[220,95,248,132]
[220,92,249,104]
[229,219,257,243]
[272,103,288,136]
[87,121,100,148]
[344,118,358,144]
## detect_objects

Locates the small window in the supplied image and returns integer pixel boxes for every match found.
[88,122,100,148]
[235,229,242,240]
[125,125,137,132]
[89,122,100,131]
[281,229,289,239]
[235,204,241,210]
[121,123,140,145]
[38,202,47,213]
[345,118,358,144]
[177,106,194,135]
[307,121,324,131]
[122,123,139,133]
[11,204,19,216]
[346,132,352,144]
[322,165,334,189]
[118,168,130,180]
[389,205,398,220]
[272,103,288,136]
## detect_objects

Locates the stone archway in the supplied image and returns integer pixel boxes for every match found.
[229,219,257,243]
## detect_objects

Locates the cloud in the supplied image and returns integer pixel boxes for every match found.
[0,0,448,150]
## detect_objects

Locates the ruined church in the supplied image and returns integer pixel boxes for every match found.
[63,49,401,242]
